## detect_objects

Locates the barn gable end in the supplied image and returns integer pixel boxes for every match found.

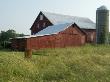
[30,12,53,35]
[59,23,86,35]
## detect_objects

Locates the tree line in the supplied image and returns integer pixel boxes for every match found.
[0,29,24,49]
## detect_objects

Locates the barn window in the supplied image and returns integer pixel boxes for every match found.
[37,24,39,28]
[91,34,94,41]
[33,32,35,35]
[40,15,43,20]
[43,22,46,27]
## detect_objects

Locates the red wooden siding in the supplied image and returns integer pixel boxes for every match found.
[11,38,26,51]
[82,29,96,43]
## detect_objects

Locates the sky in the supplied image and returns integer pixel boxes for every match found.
[0,0,110,35]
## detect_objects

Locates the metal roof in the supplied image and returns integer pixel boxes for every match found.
[37,23,72,35]
[37,22,95,36]
[14,35,37,39]
[42,11,95,27]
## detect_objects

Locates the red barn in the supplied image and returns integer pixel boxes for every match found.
[11,11,96,51]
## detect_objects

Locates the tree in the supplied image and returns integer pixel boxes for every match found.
[108,33,110,44]
[0,30,16,42]
[0,29,24,48]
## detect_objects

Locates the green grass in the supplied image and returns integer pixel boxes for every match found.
[1,44,110,82]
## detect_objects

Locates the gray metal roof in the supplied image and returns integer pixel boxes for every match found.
[14,35,37,39]
[37,23,72,35]
[42,11,95,27]
[37,22,95,36]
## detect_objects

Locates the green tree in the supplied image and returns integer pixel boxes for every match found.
[108,33,110,44]
[0,30,16,42]
[0,29,24,48]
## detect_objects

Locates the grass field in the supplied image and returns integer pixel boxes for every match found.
[1,44,110,82]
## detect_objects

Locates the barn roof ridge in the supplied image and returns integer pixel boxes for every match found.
[41,11,91,21]
[41,11,95,25]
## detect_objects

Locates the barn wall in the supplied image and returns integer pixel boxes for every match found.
[82,29,96,43]
[11,38,26,51]
[28,35,85,50]
[26,35,56,50]
[26,25,86,50]
[58,25,86,47]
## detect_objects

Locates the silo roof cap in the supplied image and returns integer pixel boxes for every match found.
[97,5,108,10]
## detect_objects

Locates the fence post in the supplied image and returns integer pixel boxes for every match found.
[24,49,32,58]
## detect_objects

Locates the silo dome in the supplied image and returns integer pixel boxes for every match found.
[97,5,108,10]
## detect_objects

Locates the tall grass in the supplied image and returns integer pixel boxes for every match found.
[1,44,110,82]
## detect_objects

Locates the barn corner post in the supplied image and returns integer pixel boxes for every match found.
[24,38,32,59]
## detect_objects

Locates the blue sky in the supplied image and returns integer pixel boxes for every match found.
[0,0,110,35]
